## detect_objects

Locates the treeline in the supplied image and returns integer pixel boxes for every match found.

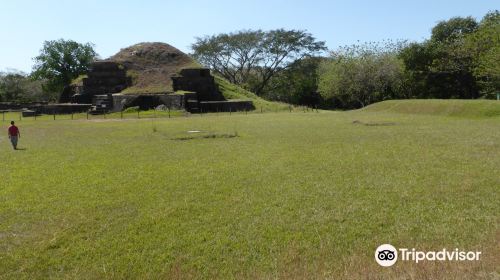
[318,10,499,108]
[0,70,46,102]
[1,11,498,108]
[193,11,499,108]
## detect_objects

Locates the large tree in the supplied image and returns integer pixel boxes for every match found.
[464,10,500,96]
[32,39,98,94]
[431,16,478,43]
[192,29,326,95]
[400,13,498,99]
[264,56,324,106]
[318,41,407,108]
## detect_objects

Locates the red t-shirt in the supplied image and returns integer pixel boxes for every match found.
[8,125,19,136]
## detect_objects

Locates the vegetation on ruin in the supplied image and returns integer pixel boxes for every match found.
[109,42,197,94]
[172,90,196,95]
[0,100,499,279]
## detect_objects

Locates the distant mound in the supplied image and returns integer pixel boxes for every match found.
[362,99,500,118]
[107,42,200,94]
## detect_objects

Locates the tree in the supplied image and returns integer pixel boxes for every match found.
[400,16,484,99]
[0,71,25,102]
[192,29,326,95]
[32,39,98,94]
[264,56,324,106]
[431,16,478,43]
[0,70,45,102]
[192,30,264,87]
[400,13,499,99]
[318,42,406,108]
[464,10,500,96]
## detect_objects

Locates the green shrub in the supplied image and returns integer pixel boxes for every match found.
[123,106,140,113]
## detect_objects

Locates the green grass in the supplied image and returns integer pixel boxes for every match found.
[214,75,291,111]
[363,99,500,118]
[173,90,196,95]
[70,74,87,86]
[0,102,499,279]
[120,85,171,94]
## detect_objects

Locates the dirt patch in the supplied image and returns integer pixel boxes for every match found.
[171,132,239,141]
[352,120,397,126]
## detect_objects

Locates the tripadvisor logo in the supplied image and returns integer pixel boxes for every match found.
[375,244,481,267]
[375,244,398,267]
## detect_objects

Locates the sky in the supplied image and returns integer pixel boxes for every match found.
[0,0,497,73]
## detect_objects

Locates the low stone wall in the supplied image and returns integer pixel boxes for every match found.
[112,94,186,112]
[33,104,92,114]
[158,94,185,110]
[199,100,254,112]
[0,102,48,110]
[0,102,90,114]
[112,94,138,112]
[172,68,225,101]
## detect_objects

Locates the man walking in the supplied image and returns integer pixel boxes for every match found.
[8,121,20,150]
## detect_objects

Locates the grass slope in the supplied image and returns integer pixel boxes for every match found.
[0,107,499,279]
[214,75,290,111]
[363,99,500,118]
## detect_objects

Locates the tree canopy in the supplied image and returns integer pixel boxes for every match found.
[32,39,98,94]
[318,41,407,108]
[192,29,327,95]
[264,56,324,106]
[400,11,499,100]
[0,71,45,102]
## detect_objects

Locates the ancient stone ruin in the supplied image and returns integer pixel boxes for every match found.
[60,42,253,113]
[82,62,130,96]
[172,69,224,101]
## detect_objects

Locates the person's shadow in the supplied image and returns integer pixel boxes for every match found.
[15,148,27,151]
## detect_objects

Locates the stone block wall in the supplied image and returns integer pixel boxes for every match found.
[82,61,130,95]
[172,68,224,101]
[111,94,186,112]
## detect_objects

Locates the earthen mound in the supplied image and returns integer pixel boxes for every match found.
[107,42,199,93]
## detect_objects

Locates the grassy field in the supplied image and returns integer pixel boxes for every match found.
[0,101,499,279]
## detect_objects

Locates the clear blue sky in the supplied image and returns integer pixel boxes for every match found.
[0,0,496,72]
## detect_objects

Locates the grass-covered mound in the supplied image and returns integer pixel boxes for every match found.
[214,75,290,111]
[108,42,201,94]
[362,99,500,118]
[70,43,200,94]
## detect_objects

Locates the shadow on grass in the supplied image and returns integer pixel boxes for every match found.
[171,132,239,141]
[352,120,397,126]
